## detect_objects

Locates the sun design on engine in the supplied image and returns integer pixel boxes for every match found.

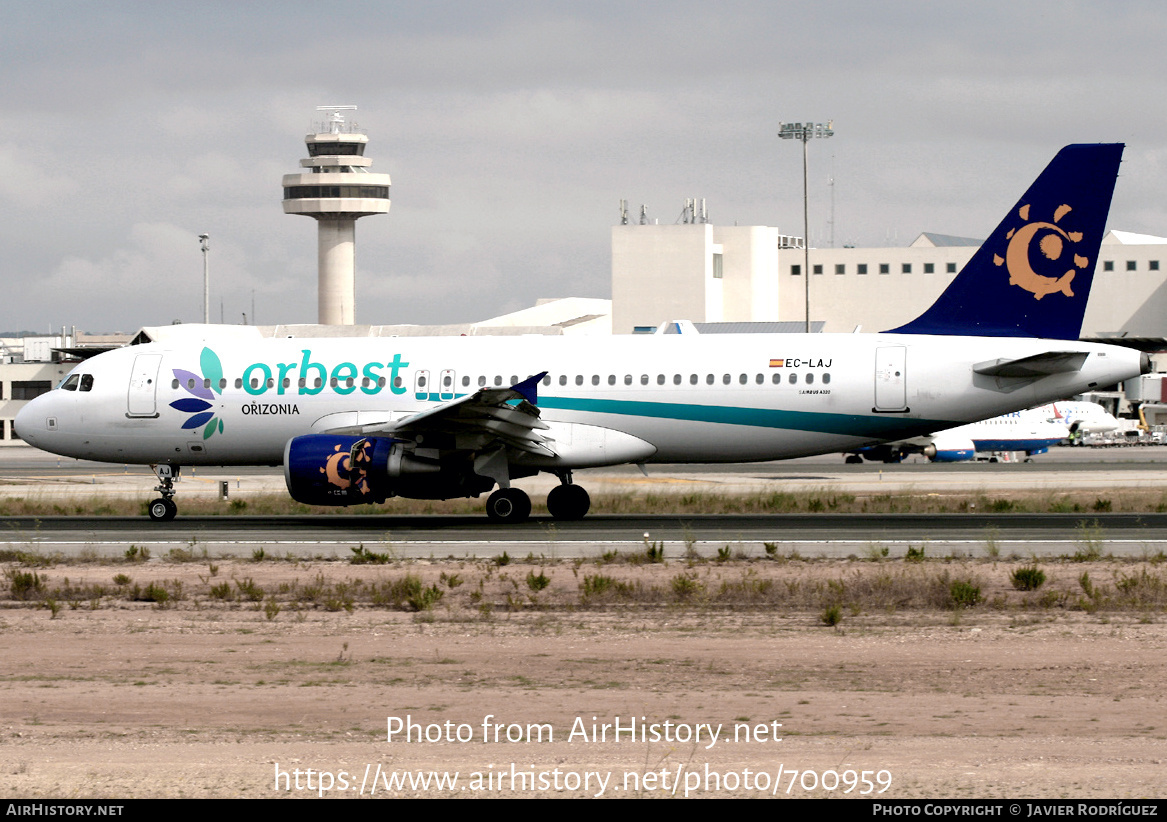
[994,203,1088,300]
[321,445,352,489]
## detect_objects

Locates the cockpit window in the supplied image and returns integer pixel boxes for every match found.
[79,374,94,392]
[59,374,80,391]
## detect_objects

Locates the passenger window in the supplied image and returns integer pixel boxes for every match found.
[559,375,567,386]
[575,375,584,386]
[690,374,698,385]
[494,376,503,386]
[722,374,731,385]
[640,375,649,385]
[823,373,831,385]
[755,374,764,384]
[706,374,714,385]
[806,373,814,385]
[171,378,180,390]
[235,378,243,389]
[219,378,227,390]
[673,374,681,385]
[788,373,797,384]
[479,376,488,387]
[772,374,780,384]
[80,374,94,392]
[592,375,600,386]
[738,374,747,385]
[283,378,291,389]
[657,374,665,385]
[608,375,616,386]
[624,375,632,385]
[542,375,551,386]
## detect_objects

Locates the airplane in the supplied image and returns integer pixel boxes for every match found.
[14,143,1150,523]
[844,407,1072,463]
[1043,400,1119,436]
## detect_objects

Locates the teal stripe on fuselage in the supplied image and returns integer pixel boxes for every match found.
[538,396,956,440]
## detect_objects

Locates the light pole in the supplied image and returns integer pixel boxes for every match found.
[199,233,210,324]
[778,121,833,333]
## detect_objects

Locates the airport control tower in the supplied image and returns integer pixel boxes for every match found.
[282,106,391,325]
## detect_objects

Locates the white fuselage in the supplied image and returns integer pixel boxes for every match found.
[15,329,1145,469]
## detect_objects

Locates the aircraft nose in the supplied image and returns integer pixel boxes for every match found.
[14,393,48,446]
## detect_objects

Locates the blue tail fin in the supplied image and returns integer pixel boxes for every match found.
[887,143,1124,340]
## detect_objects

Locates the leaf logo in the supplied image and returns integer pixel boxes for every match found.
[169,347,225,440]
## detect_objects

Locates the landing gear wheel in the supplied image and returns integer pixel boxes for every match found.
[845,454,863,465]
[486,488,532,524]
[547,483,591,520]
[148,498,177,522]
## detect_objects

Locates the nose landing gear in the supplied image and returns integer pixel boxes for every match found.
[148,464,180,522]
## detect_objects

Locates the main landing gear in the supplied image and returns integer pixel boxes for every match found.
[484,473,592,524]
[546,474,590,521]
[148,464,180,522]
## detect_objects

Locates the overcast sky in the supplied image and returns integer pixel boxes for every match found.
[2,1,1164,333]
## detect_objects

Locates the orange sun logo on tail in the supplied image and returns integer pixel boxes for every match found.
[994,203,1087,300]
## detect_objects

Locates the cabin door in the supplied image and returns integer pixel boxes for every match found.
[874,346,908,412]
[127,354,162,417]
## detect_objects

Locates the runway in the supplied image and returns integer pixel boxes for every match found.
[0,447,1164,559]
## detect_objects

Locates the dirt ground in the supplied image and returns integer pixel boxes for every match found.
[1,558,1165,799]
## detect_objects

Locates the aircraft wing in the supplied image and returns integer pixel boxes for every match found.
[319,372,556,458]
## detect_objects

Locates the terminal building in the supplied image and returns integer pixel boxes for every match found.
[611,214,1167,339]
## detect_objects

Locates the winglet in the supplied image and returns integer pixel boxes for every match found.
[887,144,1124,340]
[510,372,547,405]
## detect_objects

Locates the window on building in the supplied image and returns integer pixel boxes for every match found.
[12,381,51,400]
[1127,260,1137,271]
[791,264,801,276]
[813,264,823,275]
[1151,260,1160,271]
[1103,260,1114,271]
[857,264,868,275]
[902,263,912,274]
[712,253,723,279]
[946,262,956,273]
[924,263,934,273]
[879,264,889,275]
[835,264,845,275]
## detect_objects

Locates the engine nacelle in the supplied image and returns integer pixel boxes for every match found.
[284,434,487,505]
[924,436,976,462]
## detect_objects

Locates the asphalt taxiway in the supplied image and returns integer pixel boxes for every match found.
[0,446,1165,559]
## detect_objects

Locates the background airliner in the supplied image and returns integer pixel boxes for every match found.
[845,407,1072,463]
[14,144,1148,522]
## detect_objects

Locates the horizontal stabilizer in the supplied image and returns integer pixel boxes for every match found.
[972,351,1088,378]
